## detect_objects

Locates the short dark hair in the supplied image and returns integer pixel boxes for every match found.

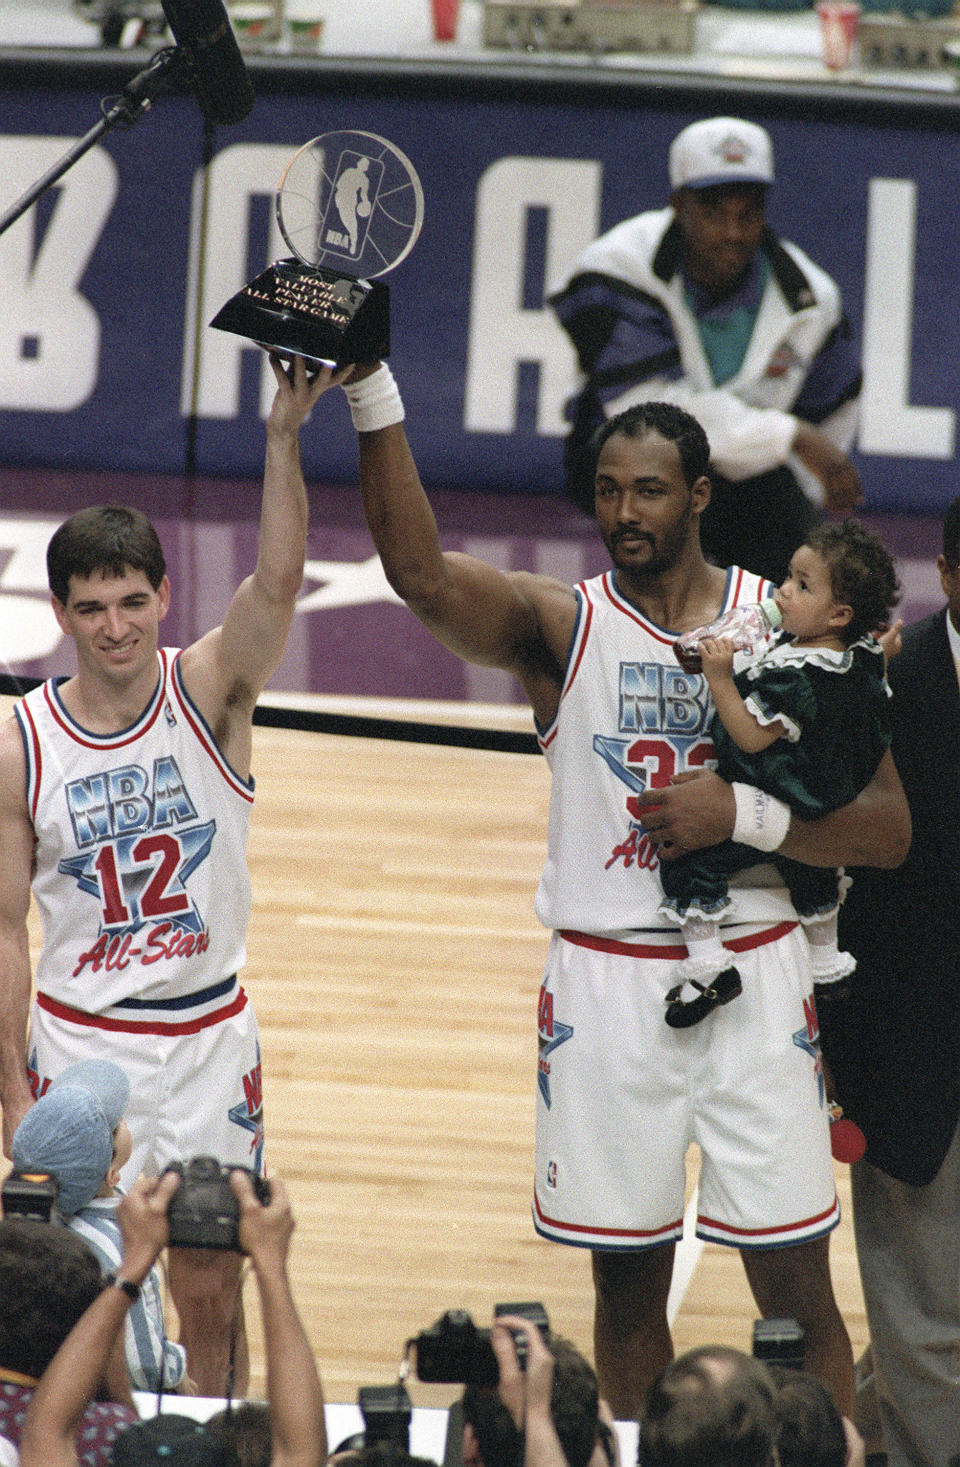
[462,1335,599,1467]
[206,1402,272,1467]
[47,504,166,605]
[942,495,960,569]
[593,401,711,490]
[0,1218,103,1379]
[461,1381,521,1467]
[640,1345,778,1467]
[769,1367,846,1467]
[803,519,900,644]
[543,1337,601,1467]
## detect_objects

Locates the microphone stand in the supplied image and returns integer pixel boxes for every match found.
[0,46,193,238]
[184,114,216,482]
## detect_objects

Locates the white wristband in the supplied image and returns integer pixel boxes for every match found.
[731,783,791,852]
[342,363,405,433]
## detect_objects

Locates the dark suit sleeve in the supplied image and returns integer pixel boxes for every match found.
[827,613,960,1184]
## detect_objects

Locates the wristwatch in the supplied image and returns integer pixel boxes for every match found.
[105,1272,141,1302]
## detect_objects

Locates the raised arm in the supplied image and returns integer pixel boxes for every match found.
[18,1173,180,1467]
[231,1171,325,1467]
[636,749,910,870]
[0,715,38,1157]
[344,364,576,724]
[490,1315,568,1467]
[179,357,347,771]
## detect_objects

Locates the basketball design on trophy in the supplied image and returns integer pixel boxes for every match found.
[211,129,424,365]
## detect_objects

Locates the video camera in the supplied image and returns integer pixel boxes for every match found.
[412,1302,550,1387]
[357,1383,413,1452]
[1,1168,59,1223]
[161,1156,270,1251]
[751,1317,805,1371]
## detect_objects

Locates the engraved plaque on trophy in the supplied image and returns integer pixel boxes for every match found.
[210,129,424,364]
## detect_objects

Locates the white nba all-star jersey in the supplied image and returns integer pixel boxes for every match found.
[534,566,790,939]
[16,648,253,1013]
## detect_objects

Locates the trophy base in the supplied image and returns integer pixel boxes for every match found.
[210,259,390,366]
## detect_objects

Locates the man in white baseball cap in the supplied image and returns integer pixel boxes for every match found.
[550,115,863,585]
[668,116,774,191]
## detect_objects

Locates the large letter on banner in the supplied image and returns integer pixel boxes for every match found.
[860,177,954,460]
[184,143,293,421]
[0,137,117,411]
[465,156,602,436]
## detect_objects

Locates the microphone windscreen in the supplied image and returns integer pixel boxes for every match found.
[161,0,255,125]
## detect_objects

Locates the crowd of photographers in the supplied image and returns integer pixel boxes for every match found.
[0,1149,867,1467]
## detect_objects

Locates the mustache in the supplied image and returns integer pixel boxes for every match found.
[610,525,655,547]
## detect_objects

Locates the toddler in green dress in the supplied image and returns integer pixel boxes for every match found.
[659,519,900,1029]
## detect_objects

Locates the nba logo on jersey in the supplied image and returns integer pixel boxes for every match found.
[793,995,826,1110]
[55,756,220,977]
[537,985,573,1109]
[596,661,714,800]
[229,1055,265,1171]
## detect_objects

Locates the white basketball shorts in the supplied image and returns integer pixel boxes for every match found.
[28,978,265,1185]
[533,923,838,1251]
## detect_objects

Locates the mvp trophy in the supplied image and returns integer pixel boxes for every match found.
[211,129,424,364]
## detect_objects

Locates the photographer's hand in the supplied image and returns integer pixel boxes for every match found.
[493,1315,571,1467]
[117,1170,180,1285]
[19,1173,180,1467]
[490,1315,528,1430]
[229,1171,326,1467]
[231,1169,293,1273]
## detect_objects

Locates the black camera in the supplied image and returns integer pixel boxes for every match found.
[1,1168,59,1223]
[413,1302,550,1387]
[162,1156,270,1251]
[752,1317,805,1371]
[358,1383,412,1452]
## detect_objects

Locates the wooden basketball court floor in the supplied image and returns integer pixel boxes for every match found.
[233,709,870,1404]
[8,698,867,1409]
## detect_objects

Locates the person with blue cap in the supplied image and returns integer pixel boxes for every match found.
[11,1059,188,1395]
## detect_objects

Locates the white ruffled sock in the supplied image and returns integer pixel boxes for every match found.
[674,915,728,990]
[805,913,857,983]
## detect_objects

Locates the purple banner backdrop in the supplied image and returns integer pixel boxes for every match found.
[1,61,959,519]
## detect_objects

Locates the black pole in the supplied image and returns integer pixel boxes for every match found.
[0,47,191,239]
[184,115,217,481]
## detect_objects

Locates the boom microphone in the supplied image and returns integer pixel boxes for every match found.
[160,0,254,126]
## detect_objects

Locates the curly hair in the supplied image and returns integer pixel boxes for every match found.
[804,519,900,644]
[0,1219,103,1379]
[593,401,711,490]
